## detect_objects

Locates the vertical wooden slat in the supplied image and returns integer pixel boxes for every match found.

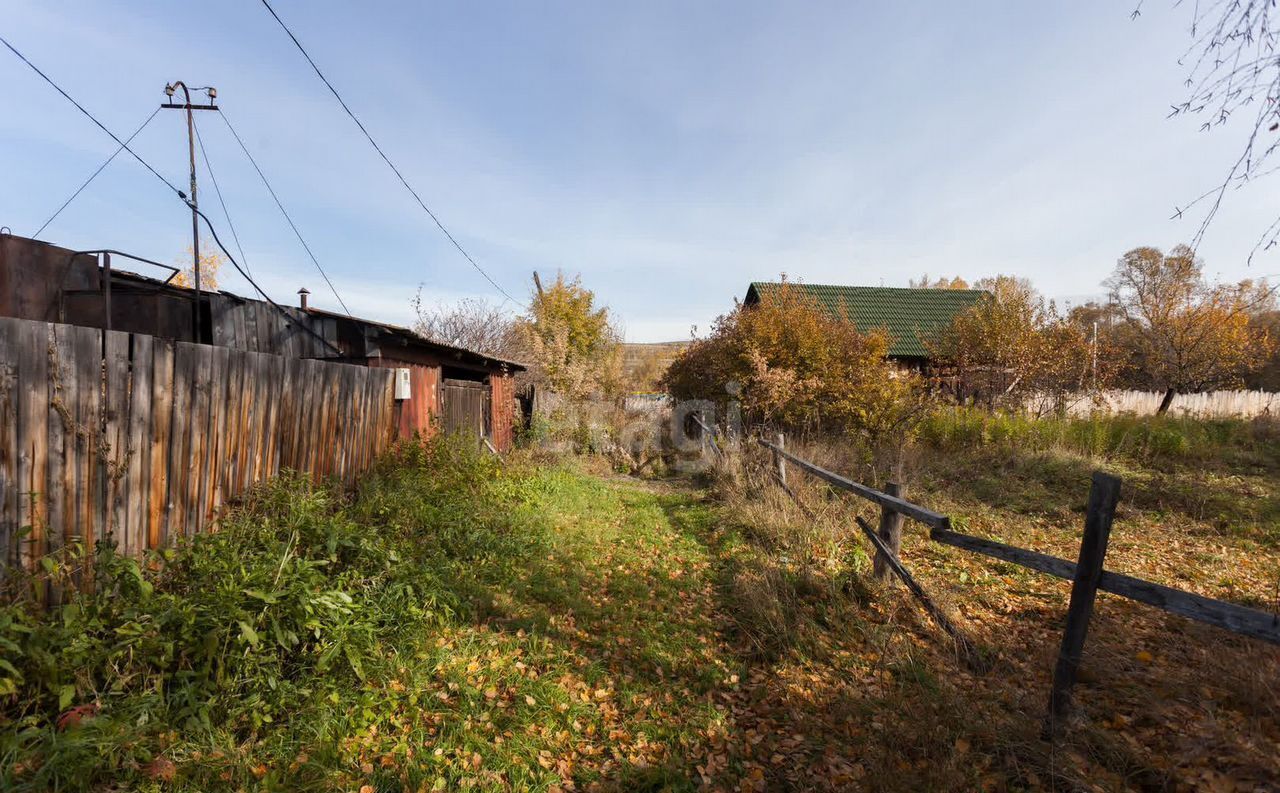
[205,346,231,527]
[17,319,50,571]
[0,319,19,570]
[103,331,130,553]
[45,325,71,567]
[148,340,174,549]
[249,352,270,484]
[188,345,213,535]
[168,343,196,539]
[74,326,101,562]
[127,334,153,555]
[226,351,248,495]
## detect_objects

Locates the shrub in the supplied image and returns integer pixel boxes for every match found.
[663,278,931,443]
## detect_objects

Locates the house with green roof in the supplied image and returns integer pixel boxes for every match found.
[742,282,987,365]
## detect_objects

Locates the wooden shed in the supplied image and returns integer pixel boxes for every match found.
[0,233,525,450]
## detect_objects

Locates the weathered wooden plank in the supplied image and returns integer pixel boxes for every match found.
[278,357,299,471]
[206,346,231,525]
[853,514,980,666]
[73,325,101,562]
[148,339,174,550]
[188,345,214,535]
[873,482,905,583]
[1098,570,1280,645]
[16,320,50,571]
[225,351,248,496]
[758,437,948,530]
[127,334,153,556]
[248,352,270,484]
[103,331,130,553]
[169,343,197,539]
[1046,472,1121,735]
[264,354,287,477]
[0,319,19,571]
[45,324,72,566]
[930,528,1077,580]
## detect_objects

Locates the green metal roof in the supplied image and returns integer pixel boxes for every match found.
[744,282,987,358]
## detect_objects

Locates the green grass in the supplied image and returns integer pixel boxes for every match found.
[0,438,734,791]
[4,413,1278,791]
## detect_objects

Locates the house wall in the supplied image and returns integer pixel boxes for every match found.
[368,357,442,439]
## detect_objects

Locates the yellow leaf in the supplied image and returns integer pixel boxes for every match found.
[1136,650,1154,663]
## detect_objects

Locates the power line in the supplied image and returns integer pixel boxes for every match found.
[1,34,341,355]
[258,0,526,308]
[216,109,352,315]
[191,114,252,278]
[1,35,184,199]
[32,106,161,238]
[192,204,342,355]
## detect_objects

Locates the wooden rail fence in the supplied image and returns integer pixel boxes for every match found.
[754,435,1280,734]
[0,316,396,573]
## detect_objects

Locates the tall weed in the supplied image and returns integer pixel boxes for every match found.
[0,433,541,791]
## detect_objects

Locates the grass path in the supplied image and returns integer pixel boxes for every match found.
[320,467,931,792]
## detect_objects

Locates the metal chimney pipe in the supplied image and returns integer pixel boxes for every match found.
[298,287,310,310]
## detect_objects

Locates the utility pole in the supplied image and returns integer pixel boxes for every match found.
[162,81,218,342]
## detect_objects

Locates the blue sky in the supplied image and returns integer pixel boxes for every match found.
[3,1,1278,341]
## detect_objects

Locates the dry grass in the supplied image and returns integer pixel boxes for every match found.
[699,421,1280,791]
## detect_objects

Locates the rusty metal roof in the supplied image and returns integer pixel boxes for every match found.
[299,305,526,372]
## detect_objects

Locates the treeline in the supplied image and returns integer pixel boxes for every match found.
[664,245,1278,440]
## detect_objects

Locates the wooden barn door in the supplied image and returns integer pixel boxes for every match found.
[440,378,491,442]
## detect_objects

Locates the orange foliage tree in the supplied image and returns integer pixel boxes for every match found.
[663,279,927,441]
[930,276,1110,413]
[170,244,224,291]
[1106,245,1275,412]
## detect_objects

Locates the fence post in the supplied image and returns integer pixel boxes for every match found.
[873,482,905,582]
[1045,471,1121,737]
[774,432,786,487]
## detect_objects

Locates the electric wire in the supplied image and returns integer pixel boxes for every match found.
[1,35,185,199]
[191,114,252,278]
[32,106,161,238]
[191,204,342,355]
[216,109,352,314]
[1,35,342,355]
[258,0,525,308]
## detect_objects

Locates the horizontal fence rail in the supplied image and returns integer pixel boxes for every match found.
[0,316,396,573]
[751,432,1280,734]
[758,438,949,530]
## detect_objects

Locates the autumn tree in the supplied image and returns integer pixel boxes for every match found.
[909,274,970,289]
[663,280,928,442]
[515,272,622,401]
[171,244,224,290]
[1106,245,1275,412]
[931,276,1109,412]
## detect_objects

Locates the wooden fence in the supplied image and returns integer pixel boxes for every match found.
[754,435,1280,735]
[0,316,396,573]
